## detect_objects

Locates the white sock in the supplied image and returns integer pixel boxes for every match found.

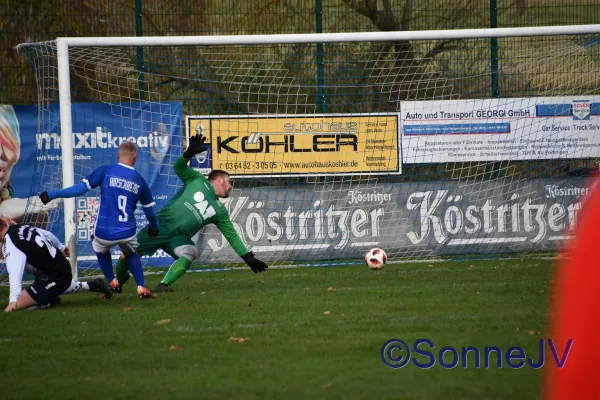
[62,280,90,295]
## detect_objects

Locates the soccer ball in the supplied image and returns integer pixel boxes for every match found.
[365,248,387,270]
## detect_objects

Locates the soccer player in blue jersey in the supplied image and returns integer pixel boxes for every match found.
[39,141,159,298]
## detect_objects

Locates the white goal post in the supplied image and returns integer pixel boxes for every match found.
[14,24,600,279]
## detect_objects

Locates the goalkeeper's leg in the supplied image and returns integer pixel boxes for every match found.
[115,256,130,287]
[153,238,197,293]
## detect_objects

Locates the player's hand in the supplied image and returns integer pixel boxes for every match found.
[63,247,70,257]
[148,227,159,238]
[39,191,50,205]
[4,302,17,313]
[183,135,208,158]
[242,252,268,274]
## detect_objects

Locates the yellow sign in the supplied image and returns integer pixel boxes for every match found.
[186,114,400,177]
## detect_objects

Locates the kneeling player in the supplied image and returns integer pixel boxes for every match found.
[2,218,74,312]
[2,217,112,306]
[26,264,113,303]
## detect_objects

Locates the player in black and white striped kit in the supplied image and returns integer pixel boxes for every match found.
[2,217,73,312]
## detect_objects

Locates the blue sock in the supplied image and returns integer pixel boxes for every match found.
[95,252,115,282]
[126,252,145,287]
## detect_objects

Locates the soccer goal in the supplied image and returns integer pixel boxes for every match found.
[14,25,600,279]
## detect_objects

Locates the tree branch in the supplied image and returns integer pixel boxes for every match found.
[399,0,412,30]
[421,39,465,64]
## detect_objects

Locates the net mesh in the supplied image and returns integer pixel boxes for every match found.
[12,31,600,278]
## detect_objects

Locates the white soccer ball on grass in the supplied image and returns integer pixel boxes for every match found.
[364,248,387,270]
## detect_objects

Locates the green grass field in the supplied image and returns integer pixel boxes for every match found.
[0,259,555,400]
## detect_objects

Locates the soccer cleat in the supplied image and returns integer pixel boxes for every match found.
[89,278,113,299]
[110,277,123,294]
[137,286,156,299]
[102,278,120,299]
[109,278,120,290]
[152,283,174,293]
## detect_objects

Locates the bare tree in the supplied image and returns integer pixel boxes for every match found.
[338,0,473,111]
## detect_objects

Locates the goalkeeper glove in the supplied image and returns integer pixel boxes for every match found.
[148,227,159,238]
[183,135,208,158]
[241,252,268,274]
[39,191,50,205]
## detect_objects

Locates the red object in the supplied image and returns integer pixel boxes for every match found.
[545,178,600,400]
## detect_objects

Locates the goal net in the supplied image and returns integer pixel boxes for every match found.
[13,26,600,279]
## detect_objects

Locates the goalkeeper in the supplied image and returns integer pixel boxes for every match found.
[115,134,268,293]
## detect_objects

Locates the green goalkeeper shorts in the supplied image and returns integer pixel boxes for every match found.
[136,225,195,258]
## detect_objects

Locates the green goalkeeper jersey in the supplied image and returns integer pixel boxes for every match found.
[156,155,248,257]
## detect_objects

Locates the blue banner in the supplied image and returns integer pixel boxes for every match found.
[1,102,183,272]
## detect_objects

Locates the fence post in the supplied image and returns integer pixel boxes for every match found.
[490,0,499,99]
[315,0,326,113]
[487,0,502,179]
[136,0,145,101]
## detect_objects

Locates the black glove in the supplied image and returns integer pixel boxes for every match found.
[242,252,268,274]
[183,135,208,158]
[39,191,50,205]
[148,227,159,238]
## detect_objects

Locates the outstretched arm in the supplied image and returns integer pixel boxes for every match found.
[213,217,248,257]
[174,155,204,184]
[40,165,111,203]
[42,182,88,202]
[214,216,268,274]
[175,135,208,183]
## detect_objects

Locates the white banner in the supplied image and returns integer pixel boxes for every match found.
[401,97,600,163]
[192,177,588,262]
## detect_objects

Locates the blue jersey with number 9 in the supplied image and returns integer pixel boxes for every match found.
[84,163,155,241]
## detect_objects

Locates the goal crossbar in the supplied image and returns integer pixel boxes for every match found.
[16,24,600,50]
